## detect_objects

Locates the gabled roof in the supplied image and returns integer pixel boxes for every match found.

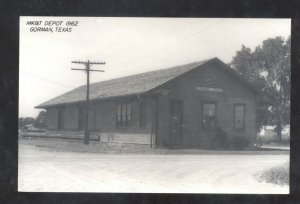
[36,58,214,108]
[36,57,269,108]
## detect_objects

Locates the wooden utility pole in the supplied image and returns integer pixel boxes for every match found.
[71,60,105,145]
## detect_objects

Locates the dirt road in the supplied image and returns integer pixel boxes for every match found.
[18,144,289,193]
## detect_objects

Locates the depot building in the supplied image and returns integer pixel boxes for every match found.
[36,58,270,149]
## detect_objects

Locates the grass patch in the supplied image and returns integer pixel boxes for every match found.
[257,162,289,186]
[19,137,290,155]
[19,137,158,154]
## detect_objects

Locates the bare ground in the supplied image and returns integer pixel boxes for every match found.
[18,141,289,194]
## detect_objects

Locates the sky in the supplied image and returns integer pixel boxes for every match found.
[19,17,291,118]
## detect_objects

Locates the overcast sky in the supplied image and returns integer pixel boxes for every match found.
[19,17,291,117]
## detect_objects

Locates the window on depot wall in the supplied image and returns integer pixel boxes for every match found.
[234,104,245,130]
[116,102,132,128]
[202,103,217,130]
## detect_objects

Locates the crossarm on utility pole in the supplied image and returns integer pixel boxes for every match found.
[89,70,105,72]
[71,68,86,71]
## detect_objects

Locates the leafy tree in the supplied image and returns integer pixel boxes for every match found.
[34,110,46,129]
[231,45,258,82]
[230,36,290,142]
[255,36,290,142]
[230,45,266,89]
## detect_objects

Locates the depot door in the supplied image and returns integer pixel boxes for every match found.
[170,100,183,148]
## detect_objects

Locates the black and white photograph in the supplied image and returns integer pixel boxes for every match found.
[18,17,290,194]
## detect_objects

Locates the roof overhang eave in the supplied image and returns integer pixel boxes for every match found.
[34,92,149,109]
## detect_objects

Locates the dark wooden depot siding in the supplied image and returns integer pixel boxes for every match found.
[45,96,156,144]
[39,58,267,149]
[153,60,257,148]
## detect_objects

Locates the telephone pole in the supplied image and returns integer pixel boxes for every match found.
[71,60,105,145]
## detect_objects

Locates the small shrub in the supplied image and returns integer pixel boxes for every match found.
[211,127,230,150]
[211,137,230,150]
[257,162,289,186]
[231,136,249,150]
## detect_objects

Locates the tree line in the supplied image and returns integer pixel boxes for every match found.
[19,110,46,129]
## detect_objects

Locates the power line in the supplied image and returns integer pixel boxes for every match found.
[119,19,224,65]
[20,71,74,88]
